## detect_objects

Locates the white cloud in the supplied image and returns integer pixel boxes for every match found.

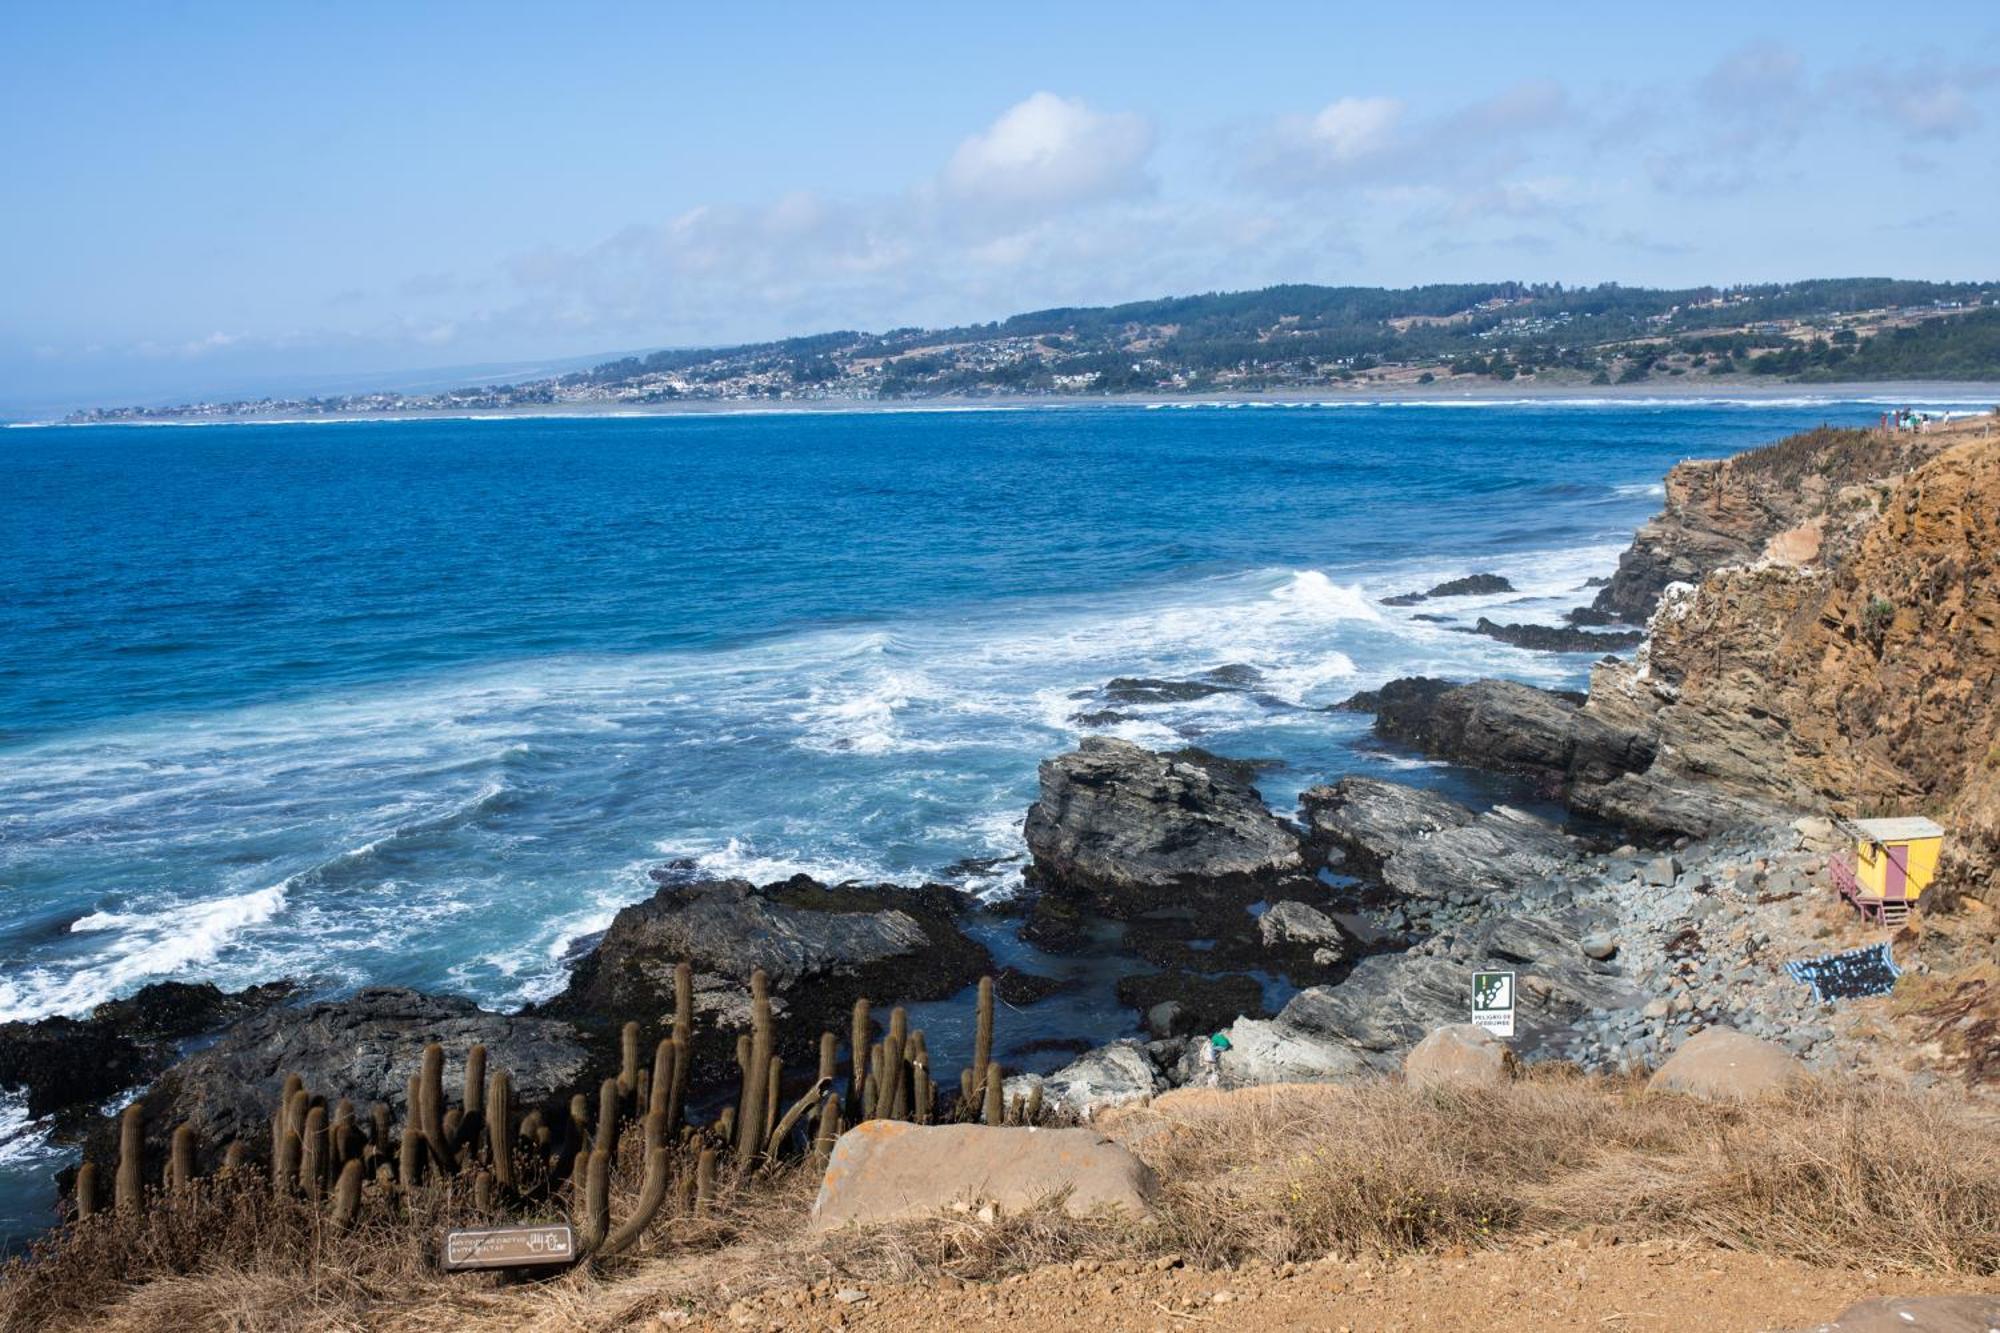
[1304,96,1404,165]
[941,92,1155,212]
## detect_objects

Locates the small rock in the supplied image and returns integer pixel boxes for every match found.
[1580,932,1618,961]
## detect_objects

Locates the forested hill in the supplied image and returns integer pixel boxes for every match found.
[71,278,2000,420]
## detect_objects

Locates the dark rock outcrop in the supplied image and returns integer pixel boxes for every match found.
[0,980,296,1126]
[544,874,989,1081]
[1462,617,1644,653]
[1223,910,1641,1077]
[1370,678,1651,792]
[1114,971,1266,1038]
[1381,573,1514,606]
[1301,777,1582,908]
[139,987,586,1157]
[1023,738,1308,920]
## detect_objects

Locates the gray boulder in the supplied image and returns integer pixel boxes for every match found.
[1257,900,1354,955]
[1023,739,1307,916]
[1004,1040,1163,1117]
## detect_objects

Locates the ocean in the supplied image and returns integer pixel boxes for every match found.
[0,397,1971,1235]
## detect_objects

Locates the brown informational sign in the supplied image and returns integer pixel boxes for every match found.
[441,1222,576,1271]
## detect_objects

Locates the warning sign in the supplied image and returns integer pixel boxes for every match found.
[1471,969,1516,1038]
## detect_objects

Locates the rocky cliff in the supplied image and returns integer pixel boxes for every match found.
[1587,413,2000,895]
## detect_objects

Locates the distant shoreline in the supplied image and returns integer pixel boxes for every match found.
[20,379,2000,428]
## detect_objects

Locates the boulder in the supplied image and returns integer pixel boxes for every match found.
[1793,1296,2000,1333]
[1403,1024,1517,1088]
[1580,932,1618,961]
[141,987,587,1157]
[809,1122,1157,1231]
[1257,900,1354,956]
[1371,678,1653,792]
[1023,739,1307,917]
[543,874,989,1082]
[1646,1026,1804,1101]
[1214,1016,1376,1085]
[1005,1040,1162,1117]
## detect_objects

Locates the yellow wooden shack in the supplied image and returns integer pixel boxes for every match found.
[1830,816,1945,927]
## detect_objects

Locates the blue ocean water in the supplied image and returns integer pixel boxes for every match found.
[0,397,1966,1232]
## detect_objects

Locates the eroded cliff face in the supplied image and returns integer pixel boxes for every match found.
[1590,426,1958,622]
[1585,415,2000,895]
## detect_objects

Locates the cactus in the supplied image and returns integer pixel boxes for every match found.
[694,1145,716,1215]
[398,1074,423,1189]
[597,1109,672,1256]
[665,1035,690,1131]
[169,1124,197,1192]
[330,1158,363,1229]
[460,1043,487,1150]
[817,1030,838,1085]
[594,1078,619,1157]
[716,1104,736,1145]
[763,1053,782,1147]
[276,1112,302,1192]
[982,1062,1004,1126]
[222,1141,247,1174]
[114,1106,145,1208]
[972,975,995,1096]
[74,1161,99,1220]
[649,1038,675,1117]
[811,1089,840,1163]
[616,1021,640,1103]
[486,1068,515,1191]
[329,1097,356,1167]
[883,1007,909,1121]
[472,1168,494,1212]
[1024,1081,1043,1125]
[765,1077,832,1158]
[418,1043,452,1174]
[736,969,774,1167]
[846,998,871,1122]
[301,1105,327,1202]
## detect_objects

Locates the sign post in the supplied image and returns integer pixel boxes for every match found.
[1471,969,1516,1038]
[441,1223,577,1272]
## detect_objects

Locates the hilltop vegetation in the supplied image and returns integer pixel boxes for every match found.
[70,278,2000,421]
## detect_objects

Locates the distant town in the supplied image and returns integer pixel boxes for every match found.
[68,278,2000,421]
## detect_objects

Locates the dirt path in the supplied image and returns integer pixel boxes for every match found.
[684,1238,1997,1332]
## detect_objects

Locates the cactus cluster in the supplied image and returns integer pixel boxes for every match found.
[69,968,1037,1261]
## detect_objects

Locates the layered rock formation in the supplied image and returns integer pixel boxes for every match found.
[1587,415,2000,891]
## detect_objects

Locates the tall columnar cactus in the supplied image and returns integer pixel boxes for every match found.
[847,997,871,1122]
[461,1043,487,1151]
[972,975,995,1097]
[330,1159,363,1230]
[817,1031,838,1086]
[398,1074,423,1189]
[737,969,774,1167]
[1024,1081,1043,1126]
[74,1162,99,1220]
[169,1124,197,1193]
[649,1038,675,1118]
[115,1105,143,1213]
[594,1078,619,1158]
[301,1105,327,1202]
[982,1062,1004,1127]
[486,1068,515,1191]
[811,1092,839,1163]
[418,1043,452,1174]
[883,1007,909,1122]
[596,1107,672,1256]
[329,1097,356,1167]
[616,1021,640,1104]
[765,1077,832,1159]
[222,1142,247,1174]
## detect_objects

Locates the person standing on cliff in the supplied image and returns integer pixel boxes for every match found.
[1203,1031,1232,1087]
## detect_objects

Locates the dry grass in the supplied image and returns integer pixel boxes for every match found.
[7,1073,1999,1331]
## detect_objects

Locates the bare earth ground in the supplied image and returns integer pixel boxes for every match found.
[685,1241,1997,1332]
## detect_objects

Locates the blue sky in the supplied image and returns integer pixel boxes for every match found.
[3,2,1997,410]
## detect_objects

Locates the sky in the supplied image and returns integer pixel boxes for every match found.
[3,1,1998,412]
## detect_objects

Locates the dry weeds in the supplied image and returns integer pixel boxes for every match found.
[6,1073,1997,1331]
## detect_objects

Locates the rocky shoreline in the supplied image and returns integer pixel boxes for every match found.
[6,412,1996,1230]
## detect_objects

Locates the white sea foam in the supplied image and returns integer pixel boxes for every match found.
[0,883,289,1023]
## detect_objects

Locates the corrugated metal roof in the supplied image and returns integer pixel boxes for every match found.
[1850,816,1946,842]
